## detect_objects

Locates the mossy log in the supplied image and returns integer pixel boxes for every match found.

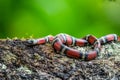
[0,39,119,80]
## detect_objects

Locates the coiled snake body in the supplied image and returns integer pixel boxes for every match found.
[28,34,120,61]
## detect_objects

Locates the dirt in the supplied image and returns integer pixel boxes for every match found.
[0,39,119,80]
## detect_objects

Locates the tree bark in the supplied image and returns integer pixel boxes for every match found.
[0,39,119,80]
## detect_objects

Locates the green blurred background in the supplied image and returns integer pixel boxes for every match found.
[0,0,120,38]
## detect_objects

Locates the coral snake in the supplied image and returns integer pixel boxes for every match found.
[28,34,120,61]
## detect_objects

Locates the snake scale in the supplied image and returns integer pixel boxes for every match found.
[28,33,120,61]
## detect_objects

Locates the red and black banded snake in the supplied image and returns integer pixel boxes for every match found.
[28,34,120,61]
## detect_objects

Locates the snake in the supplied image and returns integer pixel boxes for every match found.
[28,33,120,61]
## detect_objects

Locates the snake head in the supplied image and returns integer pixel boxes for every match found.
[27,39,37,45]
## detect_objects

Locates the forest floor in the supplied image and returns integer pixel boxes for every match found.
[0,39,120,80]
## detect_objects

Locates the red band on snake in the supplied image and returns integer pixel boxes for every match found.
[28,33,120,61]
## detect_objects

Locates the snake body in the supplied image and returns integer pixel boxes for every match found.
[28,34,120,61]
